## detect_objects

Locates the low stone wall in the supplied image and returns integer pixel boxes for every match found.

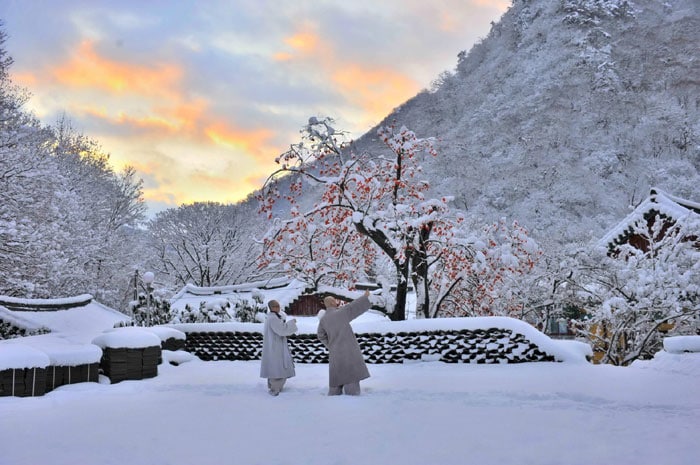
[185,328,556,364]
[162,337,186,352]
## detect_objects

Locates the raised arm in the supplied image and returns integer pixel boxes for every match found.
[343,291,371,321]
[268,314,298,337]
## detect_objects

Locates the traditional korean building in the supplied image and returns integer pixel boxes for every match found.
[0,294,131,341]
[599,188,700,254]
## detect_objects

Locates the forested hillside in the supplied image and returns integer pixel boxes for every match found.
[349,0,699,249]
[0,28,147,307]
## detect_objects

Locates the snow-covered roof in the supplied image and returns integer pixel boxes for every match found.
[599,188,700,248]
[170,277,313,312]
[0,294,131,340]
[0,293,94,311]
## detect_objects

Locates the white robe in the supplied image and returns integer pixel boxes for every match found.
[259,311,297,379]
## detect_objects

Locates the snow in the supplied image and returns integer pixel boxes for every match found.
[0,296,137,369]
[168,309,389,334]
[0,344,50,370]
[169,278,310,314]
[0,299,131,340]
[663,335,700,354]
[144,326,186,342]
[92,327,162,349]
[1,349,698,465]
[0,294,93,306]
[162,349,198,365]
[598,188,700,248]
[0,327,184,370]
[2,335,102,367]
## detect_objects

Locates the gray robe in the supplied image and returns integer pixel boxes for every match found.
[317,296,371,387]
[260,311,297,379]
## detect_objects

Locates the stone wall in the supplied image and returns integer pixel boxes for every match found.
[185,328,556,364]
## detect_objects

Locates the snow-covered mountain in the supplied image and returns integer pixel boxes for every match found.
[348,0,699,250]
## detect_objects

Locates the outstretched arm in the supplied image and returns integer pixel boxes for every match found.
[344,291,371,321]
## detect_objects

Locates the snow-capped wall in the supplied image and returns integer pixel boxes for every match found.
[179,317,590,364]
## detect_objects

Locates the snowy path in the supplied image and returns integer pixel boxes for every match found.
[1,358,698,465]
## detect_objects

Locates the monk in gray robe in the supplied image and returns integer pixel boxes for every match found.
[260,300,297,396]
[317,290,371,395]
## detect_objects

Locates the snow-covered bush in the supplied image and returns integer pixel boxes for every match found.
[128,294,174,327]
[173,300,233,324]
[232,292,266,323]
[559,216,700,365]
[0,321,50,340]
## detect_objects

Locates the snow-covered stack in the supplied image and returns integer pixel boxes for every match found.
[0,345,49,397]
[0,338,104,397]
[25,338,102,393]
[92,328,162,383]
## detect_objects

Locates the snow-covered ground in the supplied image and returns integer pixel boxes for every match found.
[1,348,698,465]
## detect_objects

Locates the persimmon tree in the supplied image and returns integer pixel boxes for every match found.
[259,118,542,320]
[427,219,541,318]
[259,118,460,320]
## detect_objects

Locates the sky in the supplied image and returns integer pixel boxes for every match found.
[0,1,508,214]
[1,330,698,465]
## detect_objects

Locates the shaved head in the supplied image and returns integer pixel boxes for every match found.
[323,296,337,308]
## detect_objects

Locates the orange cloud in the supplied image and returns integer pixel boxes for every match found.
[332,65,420,118]
[274,26,421,128]
[146,169,259,207]
[284,30,320,53]
[64,93,209,137]
[439,11,459,32]
[11,71,38,87]
[80,106,179,132]
[273,52,294,62]
[205,123,276,160]
[473,0,510,9]
[274,27,323,61]
[142,187,180,206]
[154,98,208,133]
[189,170,235,191]
[53,40,182,100]
[118,156,160,178]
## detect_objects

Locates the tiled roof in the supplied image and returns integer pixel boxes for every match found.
[0,295,130,337]
[599,188,700,249]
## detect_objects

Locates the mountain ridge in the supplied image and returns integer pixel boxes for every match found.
[348,0,699,251]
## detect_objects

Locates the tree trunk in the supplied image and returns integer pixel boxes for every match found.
[391,262,410,321]
[392,278,408,321]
